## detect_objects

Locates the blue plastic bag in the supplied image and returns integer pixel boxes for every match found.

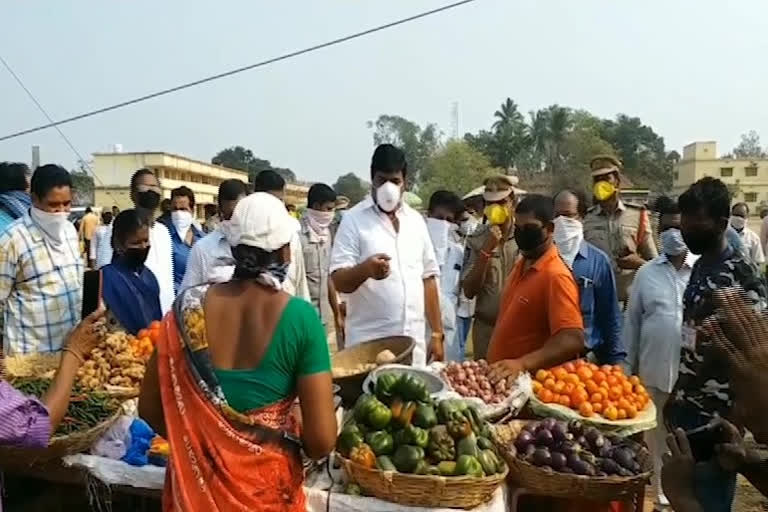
[121,419,155,466]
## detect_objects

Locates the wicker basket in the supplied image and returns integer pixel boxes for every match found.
[0,407,122,464]
[338,454,507,509]
[492,421,651,502]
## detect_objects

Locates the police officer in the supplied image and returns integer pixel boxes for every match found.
[583,155,657,304]
[461,175,519,360]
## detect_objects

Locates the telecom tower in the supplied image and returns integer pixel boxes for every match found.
[450,101,459,140]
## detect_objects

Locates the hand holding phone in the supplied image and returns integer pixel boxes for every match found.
[684,421,727,461]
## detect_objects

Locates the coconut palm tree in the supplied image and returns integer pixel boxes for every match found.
[492,98,525,133]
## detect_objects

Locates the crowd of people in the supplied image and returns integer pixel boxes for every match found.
[1,144,768,511]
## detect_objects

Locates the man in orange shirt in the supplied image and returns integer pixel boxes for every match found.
[487,194,584,383]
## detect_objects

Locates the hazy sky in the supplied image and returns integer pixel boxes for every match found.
[2,1,767,185]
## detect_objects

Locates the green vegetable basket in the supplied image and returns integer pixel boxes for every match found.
[337,454,507,509]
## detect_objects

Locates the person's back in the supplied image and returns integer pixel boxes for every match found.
[138,192,336,512]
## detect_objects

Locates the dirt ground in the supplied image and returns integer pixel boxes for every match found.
[734,476,768,512]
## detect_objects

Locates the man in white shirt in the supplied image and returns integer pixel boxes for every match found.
[101,169,174,314]
[330,144,444,366]
[90,210,113,269]
[623,196,697,511]
[730,202,765,265]
[425,190,465,361]
[181,179,248,289]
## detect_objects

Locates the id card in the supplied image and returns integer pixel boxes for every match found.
[681,326,697,350]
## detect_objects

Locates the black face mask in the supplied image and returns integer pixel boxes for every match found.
[118,247,150,269]
[682,228,720,255]
[514,225,546,253]
[135,190,161,211]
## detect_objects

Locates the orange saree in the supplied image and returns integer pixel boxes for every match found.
[154,285,306,512]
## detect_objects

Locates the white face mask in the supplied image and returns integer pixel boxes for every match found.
[171,210,193,239]
[375,182,402,213]
[660,228,688,256]
[730,215,746,231]
[30,206,71,246]
[553,216,583,268]
[426,218,451,267]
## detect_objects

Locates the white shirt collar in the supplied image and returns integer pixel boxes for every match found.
[656,251,698,269]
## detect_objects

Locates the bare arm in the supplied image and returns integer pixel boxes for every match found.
[462,252,491,300]
[332,265,370,294]
[41,352,81,429]
[138,351,166,438]
[423,276,444,361]
[519,328,584,373]
[297,372,337,460]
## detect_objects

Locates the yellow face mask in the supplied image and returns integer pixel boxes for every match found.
[593,180,616,202]
[484,204,509,226]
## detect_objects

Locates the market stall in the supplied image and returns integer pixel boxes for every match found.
[2,330,657,512]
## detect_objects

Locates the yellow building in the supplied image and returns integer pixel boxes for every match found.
[673,141,768,212]
[92,151,249,219]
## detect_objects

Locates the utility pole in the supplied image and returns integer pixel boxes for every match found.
[450,102,459,140]
[31,145,40,169]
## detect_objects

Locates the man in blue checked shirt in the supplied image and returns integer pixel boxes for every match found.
[0,164,83,355]
[552,189,625,364]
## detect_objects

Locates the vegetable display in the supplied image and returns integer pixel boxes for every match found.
[338,372,505,479]
[11,377,120,436]
[508,418,649,477]
[332,350,399,378]
[76,331,147,391]
[441,360,507,404]
[532,359,651,421]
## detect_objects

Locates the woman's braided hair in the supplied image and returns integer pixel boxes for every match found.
[231,244,282,279]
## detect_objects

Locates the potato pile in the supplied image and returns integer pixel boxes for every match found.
[76,331,146,390]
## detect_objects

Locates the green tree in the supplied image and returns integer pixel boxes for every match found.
[70,161,95,206]
[599,115,671,191]
[333,173,369,206]
[367,115,440,184]
[419,140,501,203]
[732,130,766,159]
[211,146,296,185]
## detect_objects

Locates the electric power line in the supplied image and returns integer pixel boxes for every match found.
[0,0,479,142]
[0,54,120,205]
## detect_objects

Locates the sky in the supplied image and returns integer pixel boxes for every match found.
[2,0,767,185]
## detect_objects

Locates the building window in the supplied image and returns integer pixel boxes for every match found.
[745,166,758,177]
[745,192,758,203]
[720,167,734,177]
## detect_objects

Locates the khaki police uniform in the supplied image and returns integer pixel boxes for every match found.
[462,224,518,360]
[583,200,657,302]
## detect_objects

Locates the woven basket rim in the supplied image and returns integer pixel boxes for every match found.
[50,406,122,444]
[338,453,509,483]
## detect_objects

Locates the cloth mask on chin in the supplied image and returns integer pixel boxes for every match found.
[171,210,194,240]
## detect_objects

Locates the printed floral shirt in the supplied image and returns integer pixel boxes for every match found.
[666,245,767,425]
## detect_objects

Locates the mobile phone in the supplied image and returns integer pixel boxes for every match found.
[685,423,726,461]
[81,270,102,319]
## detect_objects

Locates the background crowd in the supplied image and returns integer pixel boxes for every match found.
[1,143,768,511]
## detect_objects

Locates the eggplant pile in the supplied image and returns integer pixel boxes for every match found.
[511,418,649,477]
[337,373,506,478]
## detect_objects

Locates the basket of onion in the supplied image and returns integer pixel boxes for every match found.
[492,419,651,502]
[440,360,529,419]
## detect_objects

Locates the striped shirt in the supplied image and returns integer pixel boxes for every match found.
[0,215,83,355]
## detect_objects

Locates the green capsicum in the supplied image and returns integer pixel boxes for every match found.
[427,425,456,463]
[374,373,400,403]
[437,399,467,424]
[392,445,425,473]
[353,394,377,423]
[437,461,457,476]
[412,403,437,429]
[365,397,392,430]
[446,412,473,439]
[337,425,364,457]
[455,455,484,477]
[404,424,429,448]
[395,374,429,402]
[365,431,394,456]
[456,432,479,458]
[478,449,500,475]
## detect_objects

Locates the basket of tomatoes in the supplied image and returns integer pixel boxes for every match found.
[529,360,656,436]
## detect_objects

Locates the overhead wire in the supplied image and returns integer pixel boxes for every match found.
[0,0,478,142]
[0,54,120,206]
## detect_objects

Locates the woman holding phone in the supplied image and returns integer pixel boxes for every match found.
[100,209,162,335]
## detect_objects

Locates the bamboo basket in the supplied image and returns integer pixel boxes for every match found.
[338,454,507,509]
[492,422,651,502]
[0,407,122,464]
